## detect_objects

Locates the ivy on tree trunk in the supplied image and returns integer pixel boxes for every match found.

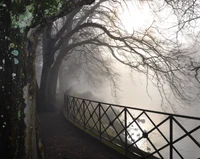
[0,0,95,158]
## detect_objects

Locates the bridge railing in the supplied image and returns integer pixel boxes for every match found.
[64,94,200,159]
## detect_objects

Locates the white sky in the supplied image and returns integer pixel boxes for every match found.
[118,0,200,46]
[119,1,155,33]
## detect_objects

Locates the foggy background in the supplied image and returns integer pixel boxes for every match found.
[35,0,200,158]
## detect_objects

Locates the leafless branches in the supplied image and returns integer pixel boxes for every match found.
[38,0,200,109]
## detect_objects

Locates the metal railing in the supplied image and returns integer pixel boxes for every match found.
[64,94,200,159]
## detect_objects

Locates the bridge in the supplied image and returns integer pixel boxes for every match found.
[64,94,200,159]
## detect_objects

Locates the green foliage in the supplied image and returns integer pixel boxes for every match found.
[10,0,65,34]
[11,4,34,33]
[43,1,62,17]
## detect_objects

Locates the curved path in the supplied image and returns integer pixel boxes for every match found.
[38,102,128,159]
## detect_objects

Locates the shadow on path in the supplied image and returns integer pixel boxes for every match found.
[38,98,128,159]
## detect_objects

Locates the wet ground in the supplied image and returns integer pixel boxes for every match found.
[38,99,128,159]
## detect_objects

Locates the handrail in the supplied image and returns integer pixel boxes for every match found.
[64,94,200,159]
[65,95,200,120]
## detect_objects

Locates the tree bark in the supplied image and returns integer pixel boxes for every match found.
[44,46,67,111]
[1,0,95,157]
[38,55,63,111]
[38,63,49,111]
[43,59,62,111]
[38,26,55,111]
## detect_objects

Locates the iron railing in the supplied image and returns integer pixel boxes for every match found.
[64,94,200,159]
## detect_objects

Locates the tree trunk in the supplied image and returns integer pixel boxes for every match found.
[38,26,55,111]
[38,64,58,111]
[45,62,61,110]
[46,46,68,111]
[38,59,62,111]
[37,62,51,111]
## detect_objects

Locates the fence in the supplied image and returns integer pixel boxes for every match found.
[64,94,200,159]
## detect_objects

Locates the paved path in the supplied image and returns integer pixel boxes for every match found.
[38,107,128,159]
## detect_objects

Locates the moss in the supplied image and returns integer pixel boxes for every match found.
[11,5,34,33]
[1,0,95,158]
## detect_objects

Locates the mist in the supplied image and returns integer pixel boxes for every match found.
[51,51,200,159]
[34,1,200,158]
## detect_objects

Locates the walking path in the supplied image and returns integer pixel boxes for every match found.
[38,103,128,159]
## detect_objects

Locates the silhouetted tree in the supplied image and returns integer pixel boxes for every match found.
[38,0,200,112]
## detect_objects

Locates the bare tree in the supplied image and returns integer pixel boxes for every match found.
[37,0,200,111]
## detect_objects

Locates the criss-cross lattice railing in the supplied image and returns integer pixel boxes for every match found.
[64,95,200,159]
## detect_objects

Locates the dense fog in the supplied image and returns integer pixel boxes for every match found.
[35,0,200,158]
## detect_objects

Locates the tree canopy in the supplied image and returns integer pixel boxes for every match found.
[36,0,200,112]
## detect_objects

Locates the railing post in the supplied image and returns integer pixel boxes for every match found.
[83,100,86,130]
[64,95,68,115]
[99,103,102,140]
[170,115,173,159]
[66,95,69,115]
[73,97,75,121]
[124,107,127,156]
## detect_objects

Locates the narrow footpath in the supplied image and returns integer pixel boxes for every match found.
[38,95,127,159]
